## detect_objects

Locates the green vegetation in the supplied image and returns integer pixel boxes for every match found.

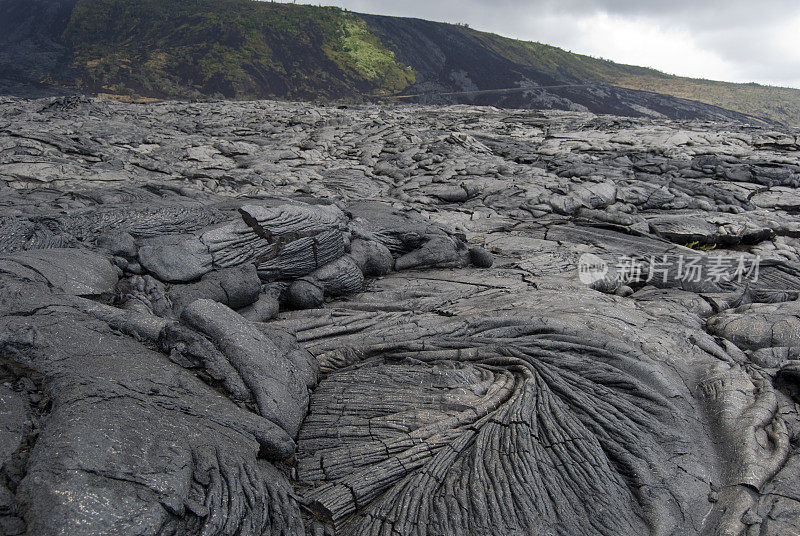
[685,241,717,251]
[63,0,416,99]
[334,15,415,93]
[462,27,800,126]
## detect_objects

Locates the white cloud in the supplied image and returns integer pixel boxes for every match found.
[562,13,739,79]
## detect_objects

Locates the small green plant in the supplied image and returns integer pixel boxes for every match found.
[685,241,717,251]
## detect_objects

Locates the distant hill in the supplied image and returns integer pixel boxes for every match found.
[462,29,800,127]
[1,0,799,126]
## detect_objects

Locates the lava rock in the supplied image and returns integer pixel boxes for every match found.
[138,234,212,282]
[394,236,470,271]
[96,230,137,257]
[287,279,325,310]
[181,299,315,436]
[349,238,394,276]
[239,293,281,322]
[168,264,261,315]
[0,248,118,297]
[468,246,494,268]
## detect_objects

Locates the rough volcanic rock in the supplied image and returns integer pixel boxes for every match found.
[0,96,799,536]
[349,238,394,276]
[168,264,261,315]
[1,279,298,536]
[181,299,317,436]
[0,248,118,296]
[138,234,212,282]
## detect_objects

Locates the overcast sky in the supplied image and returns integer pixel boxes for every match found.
[310,0,800,89]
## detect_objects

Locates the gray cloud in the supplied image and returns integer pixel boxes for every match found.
[311,0,800,88]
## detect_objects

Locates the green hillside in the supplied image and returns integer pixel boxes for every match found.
[62,0,415,99]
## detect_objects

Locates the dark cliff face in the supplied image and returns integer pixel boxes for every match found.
[360,14,755,122]
[361,15,564,93]
[0,0,783,123]
[0,0,78,95]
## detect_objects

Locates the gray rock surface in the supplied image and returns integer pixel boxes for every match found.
[0,248,118,296]
[138,234,213,282]
[0,96,799,535]
[169,264,261,315]
[181,299,315,437]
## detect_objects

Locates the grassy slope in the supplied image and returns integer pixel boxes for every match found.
[63,0,414,99]
[464,28,800,126]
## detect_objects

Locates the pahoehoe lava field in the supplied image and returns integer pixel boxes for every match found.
[1,94,800,535]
